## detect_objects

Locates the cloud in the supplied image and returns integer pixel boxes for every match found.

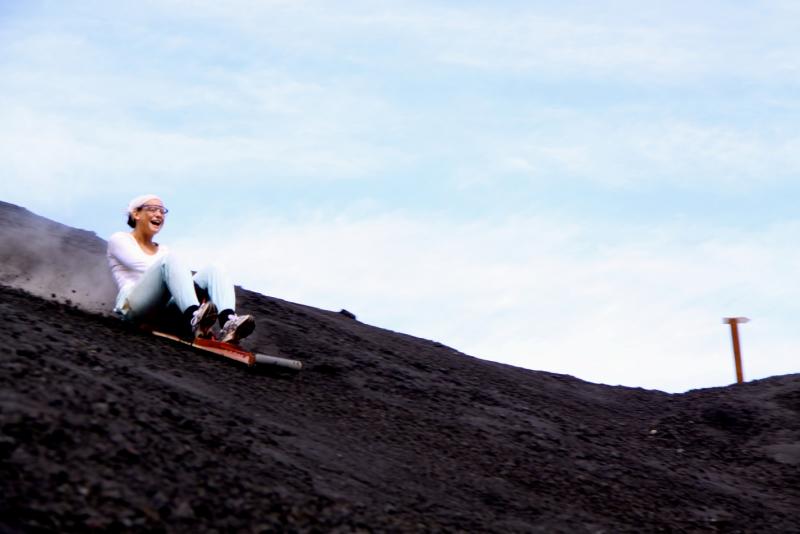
[171,212,800,393]
[0,25,408,210]
[3,0,800,214]
[127,1,800,83]
[484,117,800,190]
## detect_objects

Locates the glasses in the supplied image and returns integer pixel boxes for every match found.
[138,204,169,215]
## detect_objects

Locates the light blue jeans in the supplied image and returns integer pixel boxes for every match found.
[115,253,236,321]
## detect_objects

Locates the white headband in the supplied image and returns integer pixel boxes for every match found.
[127,194,161,215]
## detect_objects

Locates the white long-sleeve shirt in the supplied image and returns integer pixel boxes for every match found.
[106,231,169,295]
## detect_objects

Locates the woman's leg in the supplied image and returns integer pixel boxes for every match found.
[192,264,236,314]
[123,254,200,321]
[193,264,254,343]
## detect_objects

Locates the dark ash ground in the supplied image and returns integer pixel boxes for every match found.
[1,201,798,532]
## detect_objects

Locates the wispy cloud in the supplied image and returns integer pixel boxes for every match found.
[0,20,407,208]
[131,1,800,82]
[483,116,800,190]
[3,0,800,210]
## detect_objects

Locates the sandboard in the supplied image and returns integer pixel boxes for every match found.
[151,330,303,371]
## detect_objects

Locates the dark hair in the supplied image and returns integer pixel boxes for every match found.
[127,210,138,228]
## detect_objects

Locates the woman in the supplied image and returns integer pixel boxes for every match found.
[106,194,255,344]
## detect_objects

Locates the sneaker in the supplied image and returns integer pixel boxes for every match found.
[218,314,255,344]
[191,301,218,339]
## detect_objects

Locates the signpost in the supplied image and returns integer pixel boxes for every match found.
[723,317,749,384]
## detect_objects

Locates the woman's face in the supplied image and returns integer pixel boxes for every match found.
[133,198,167,236]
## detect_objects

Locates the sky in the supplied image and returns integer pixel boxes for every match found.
[1,0,799,392]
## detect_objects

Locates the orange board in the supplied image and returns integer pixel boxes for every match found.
[151,331,302,370]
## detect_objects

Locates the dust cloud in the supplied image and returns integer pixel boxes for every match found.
[0,201,117,314]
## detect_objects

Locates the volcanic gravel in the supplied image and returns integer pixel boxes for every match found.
[1,203,799,532]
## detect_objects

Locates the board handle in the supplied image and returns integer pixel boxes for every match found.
[255,353,303,370]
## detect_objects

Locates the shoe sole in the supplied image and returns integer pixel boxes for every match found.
[220,315,255,344]
[195,302,218,339]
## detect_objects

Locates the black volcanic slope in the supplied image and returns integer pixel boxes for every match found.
[1,202,799,533]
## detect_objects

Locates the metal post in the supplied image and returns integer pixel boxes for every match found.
[723,317,749,384]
